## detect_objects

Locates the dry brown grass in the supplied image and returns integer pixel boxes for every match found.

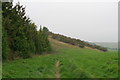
[49,38,79,49]
[49,37,98,51]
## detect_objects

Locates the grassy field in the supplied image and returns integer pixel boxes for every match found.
[2,38,118,78]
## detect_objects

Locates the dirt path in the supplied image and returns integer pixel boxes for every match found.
[55,61,60,80]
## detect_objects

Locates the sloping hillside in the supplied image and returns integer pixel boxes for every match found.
[49,37,80,50]
[49,37,103,52]
[2,38,118,78]
[49,32,107,52]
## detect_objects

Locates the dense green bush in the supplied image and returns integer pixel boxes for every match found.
[2,2,51,60]
[2,27,10,60]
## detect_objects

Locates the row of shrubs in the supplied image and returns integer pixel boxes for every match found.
[49,32,107,52]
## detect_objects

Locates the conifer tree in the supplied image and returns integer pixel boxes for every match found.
[2,2,51,60]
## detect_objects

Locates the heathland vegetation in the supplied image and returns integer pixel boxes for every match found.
[49,32,107,52]
[2,2,118,78]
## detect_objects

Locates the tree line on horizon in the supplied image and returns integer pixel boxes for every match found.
[49,32,107,52]
[2,2,51,60]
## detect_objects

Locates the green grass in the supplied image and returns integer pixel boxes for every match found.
[2,38,118,78]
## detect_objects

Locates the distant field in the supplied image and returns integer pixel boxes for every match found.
[2,38,118,78]
[94,42,118,49]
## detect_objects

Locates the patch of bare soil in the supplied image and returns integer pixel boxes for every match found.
[55,61,60,80]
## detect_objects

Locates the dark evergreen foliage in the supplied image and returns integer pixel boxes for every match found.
[2,2,51,60]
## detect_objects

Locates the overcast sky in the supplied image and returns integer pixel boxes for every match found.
[13,0,118,42]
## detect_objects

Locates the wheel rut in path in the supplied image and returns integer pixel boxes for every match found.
[55,61,60,80]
